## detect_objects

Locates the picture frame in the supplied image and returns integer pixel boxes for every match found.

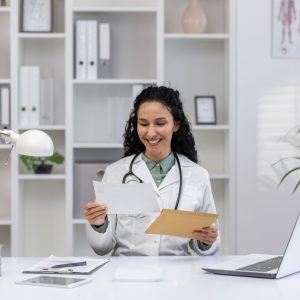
[23,0,52,32]
[272,0,300,58]
[194,96,216,125]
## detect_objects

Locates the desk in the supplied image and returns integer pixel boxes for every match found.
[1,256,300,300]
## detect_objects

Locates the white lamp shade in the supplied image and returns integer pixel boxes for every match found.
[15,130,54,157]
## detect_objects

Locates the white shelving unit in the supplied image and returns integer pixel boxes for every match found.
[1,0,236,257]
[0,1,11,258]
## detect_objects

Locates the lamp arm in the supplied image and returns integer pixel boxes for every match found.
[0,129,19,144]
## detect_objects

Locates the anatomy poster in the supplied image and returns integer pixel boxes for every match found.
[273,0,300,58]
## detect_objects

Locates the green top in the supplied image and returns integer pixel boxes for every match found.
[142,152,175,187]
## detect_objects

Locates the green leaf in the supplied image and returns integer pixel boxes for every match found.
[278,166,300,187]
[292,179,300,195]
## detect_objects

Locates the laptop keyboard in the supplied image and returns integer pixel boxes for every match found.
[236,256,283,272]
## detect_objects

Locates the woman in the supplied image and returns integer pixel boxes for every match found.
[84,86,220,256]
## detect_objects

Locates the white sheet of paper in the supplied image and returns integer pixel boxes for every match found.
[114,267,164,282]
[93,181,159,214]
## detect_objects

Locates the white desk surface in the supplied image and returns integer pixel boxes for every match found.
[1,256,300,300]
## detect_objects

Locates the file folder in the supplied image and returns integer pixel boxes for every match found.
[76,20,87,80]
[87,20,98,80]
[29,66,40,126]
[40,78,54,125]
[145,209,218,239]
[19,66,30,126]
[99,23,111,78]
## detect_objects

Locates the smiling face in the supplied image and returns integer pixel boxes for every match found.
[137,101,180,161]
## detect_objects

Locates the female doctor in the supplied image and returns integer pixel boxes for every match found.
[84,86,220,256]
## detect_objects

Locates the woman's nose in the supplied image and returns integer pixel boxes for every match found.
[146,125,157,137]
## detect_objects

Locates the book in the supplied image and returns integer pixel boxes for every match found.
[23,255,109,275]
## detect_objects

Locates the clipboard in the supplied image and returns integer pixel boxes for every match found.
[22,255,109,275]
[145,209,218,239]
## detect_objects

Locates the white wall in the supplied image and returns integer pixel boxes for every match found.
[236,0,300,254]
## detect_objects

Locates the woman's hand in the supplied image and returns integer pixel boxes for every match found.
[84,202,107,226]
[192,224,218,245]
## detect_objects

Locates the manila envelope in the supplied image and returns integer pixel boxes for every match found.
[145,209,218,239]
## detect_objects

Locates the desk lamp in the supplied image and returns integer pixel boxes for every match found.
[0,129,54,157]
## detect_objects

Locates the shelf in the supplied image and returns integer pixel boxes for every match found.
[164,33,230,40]
[18,33,66,39]
[0,144,10,150]
[73,143,123,149]
[73,6,157,12]
[18,174,66,180]
[18,125,66,131]
[0,78,10,84]
[0,215,11,225]
[0,7,10,12]
[73,219,87,225]
[192,125,229,130]
[73,79,157,85]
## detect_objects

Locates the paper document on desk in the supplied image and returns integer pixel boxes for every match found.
[23,255,109,275]
[114,267,164,282]
[145,209,218,239]
[93,181,159,214]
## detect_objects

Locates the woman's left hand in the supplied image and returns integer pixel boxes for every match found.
[192,224,218,245]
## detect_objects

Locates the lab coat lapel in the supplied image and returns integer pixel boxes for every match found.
[133,159,160,196]
[159,162,180,190]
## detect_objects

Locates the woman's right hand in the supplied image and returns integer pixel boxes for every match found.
[84,202,107,226]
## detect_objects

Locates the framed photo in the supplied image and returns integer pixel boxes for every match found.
[23,0,52,32]
[272,0,300,58]
[194,96,216,125]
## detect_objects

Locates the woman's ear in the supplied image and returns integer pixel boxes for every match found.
[174,121,180,132]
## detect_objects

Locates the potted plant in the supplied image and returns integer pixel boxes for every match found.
[20,151,64,174]
[273,126,300,194]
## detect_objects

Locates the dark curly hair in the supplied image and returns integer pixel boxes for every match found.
[123,86,198,163]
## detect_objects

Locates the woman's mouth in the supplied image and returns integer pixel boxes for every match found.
[147,138,161,145]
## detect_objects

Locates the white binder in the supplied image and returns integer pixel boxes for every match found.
[19,66,30,126]
[29,66,40,126]
[132,84,144,100]
[87,20,98,80]
[40,78,54,125]
[0,87,10,128]
[75,20,87,80]
[73,162,108,218]
[99,23,111,78]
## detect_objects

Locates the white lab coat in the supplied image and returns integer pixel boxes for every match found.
[86,153,220,256]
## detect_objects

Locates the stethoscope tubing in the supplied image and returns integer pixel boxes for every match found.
[122,152,182,210]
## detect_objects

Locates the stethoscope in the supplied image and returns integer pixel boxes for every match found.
[122,152,182,210]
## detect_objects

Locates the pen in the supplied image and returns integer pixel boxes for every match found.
[50,261,87,269]
[41,269,74,274]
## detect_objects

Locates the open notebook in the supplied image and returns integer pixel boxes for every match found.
[203,212,300,279]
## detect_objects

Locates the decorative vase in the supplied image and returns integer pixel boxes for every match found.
[34,163,53,174]
[181,0,207,34]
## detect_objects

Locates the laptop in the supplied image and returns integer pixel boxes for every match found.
[202,212,300,279]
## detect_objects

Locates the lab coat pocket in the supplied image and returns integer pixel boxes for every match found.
[178,186,200,211]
